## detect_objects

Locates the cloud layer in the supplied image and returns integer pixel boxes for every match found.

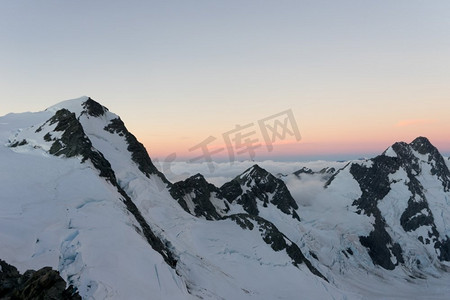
[155,160,348,187]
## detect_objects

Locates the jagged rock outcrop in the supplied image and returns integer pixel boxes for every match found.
[293,167,314,176]
[170,174,229,220]
[294,166,336,181]
[350,156,405,270]
[81,97,108,117]
[221,165,300,221]
[0,259,81,300]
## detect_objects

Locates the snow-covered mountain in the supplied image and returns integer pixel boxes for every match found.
[1,97,450,299]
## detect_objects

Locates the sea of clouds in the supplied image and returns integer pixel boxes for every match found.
[154,159,348,187]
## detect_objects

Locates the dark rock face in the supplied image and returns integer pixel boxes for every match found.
[221,179,259,215]
[226,214,255,230]
[47,109,93,158]
[400,200,434,233]
[9,139,27,147]
[410,137,450,192]
[390,142,420,174]
[319,167,336,175]
[104,118,169,184]
[224,214,327,281]
[221,165,300,221]
[81,97,108,117]
[170,174,229,220]
[44,109,118,182]
[293,166,337,178]
[293,167,313,177]
[350,156,404,270]
[294,166,336,182]
[0,259,81,300]
[437,238,450,261]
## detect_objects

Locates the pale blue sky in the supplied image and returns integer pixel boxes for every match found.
[2,1,450,160]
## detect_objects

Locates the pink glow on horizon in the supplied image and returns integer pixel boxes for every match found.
[143,136,450,161]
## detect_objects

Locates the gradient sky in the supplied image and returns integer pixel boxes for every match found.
[1,1,450,161]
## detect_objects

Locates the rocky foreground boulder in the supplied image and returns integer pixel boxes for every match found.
[0,259,80,300]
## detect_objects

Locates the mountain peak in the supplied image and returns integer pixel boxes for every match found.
[170,173,228,220]
[191,173,206,181]
[45,96,88,114]
[173,173,212,189]
[384,137,442,161]
[410,136,436,155]
[251,163,263,170]
[247,164,265,173]
[81,97,109,117]
[222,164,300,220]
[45,96,109,119]
[239,164,269,180]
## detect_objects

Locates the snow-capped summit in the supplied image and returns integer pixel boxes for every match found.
[45,96,109,118]
[46,96,95,116]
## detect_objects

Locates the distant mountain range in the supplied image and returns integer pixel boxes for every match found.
[1,97,450,299]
